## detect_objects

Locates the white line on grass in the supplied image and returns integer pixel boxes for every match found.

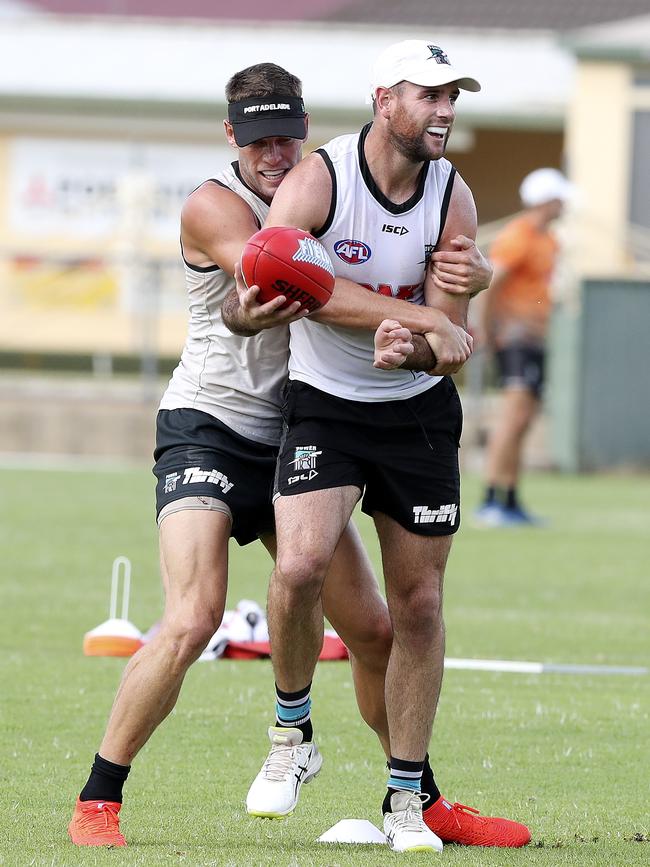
[444,657,648,676]
[0,452,144,472]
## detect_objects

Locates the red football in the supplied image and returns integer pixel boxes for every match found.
[240,226,335,313]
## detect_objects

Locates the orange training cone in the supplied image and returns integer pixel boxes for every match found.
[83,556,143,657]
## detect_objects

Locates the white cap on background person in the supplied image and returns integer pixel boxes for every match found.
[370,39,481,98]
[519,168,574,207]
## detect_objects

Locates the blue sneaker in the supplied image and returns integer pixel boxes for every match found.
[501,505,546,526]
[473,502,509,527]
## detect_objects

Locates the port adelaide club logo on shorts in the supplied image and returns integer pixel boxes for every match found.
[287,446,322,486]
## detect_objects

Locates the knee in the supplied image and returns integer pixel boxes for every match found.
[358,608,393,657]
[391,583,444,636]
[158,612,221,669]
[369,613,394,656]
[511,413,531,438]
[344,611,393,670]
[274,550,329,600]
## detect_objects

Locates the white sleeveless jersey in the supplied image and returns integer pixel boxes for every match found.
[159,163,289,445]
[288,124,456,401]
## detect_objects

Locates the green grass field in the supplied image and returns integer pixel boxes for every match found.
[1,464,648,866]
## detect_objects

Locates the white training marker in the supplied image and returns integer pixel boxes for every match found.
[318,819,387,845]
[109,556,132,621]
[82,556,143,656]
[444,657,647,676]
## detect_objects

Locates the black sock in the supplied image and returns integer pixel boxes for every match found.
[382,786,400,815]
[484,485,497,505]
[289,719,313,742]
[275,683,313,743]
[505,487,519,509]
[79,753,131,804]
[420,754,441,805]
[383,756,424,814]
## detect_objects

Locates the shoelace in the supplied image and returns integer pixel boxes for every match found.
[261,744,298,781]
[394,793,429,833]
[450,802,488,826]
[79,803,119,833]
[100,806,117,831]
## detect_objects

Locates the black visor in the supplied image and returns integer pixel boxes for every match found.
[228,95,307,147]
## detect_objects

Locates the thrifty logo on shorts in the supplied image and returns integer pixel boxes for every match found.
[165,466,234,494]
[412,504,458,525]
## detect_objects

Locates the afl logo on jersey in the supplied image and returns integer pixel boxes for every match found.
[334,239,371,265]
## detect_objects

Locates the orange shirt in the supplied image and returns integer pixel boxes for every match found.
[488,214,558,345]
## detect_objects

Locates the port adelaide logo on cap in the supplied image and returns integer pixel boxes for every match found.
[427,45,450,65]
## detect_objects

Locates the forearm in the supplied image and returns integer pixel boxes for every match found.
[313,278,452,333]
[221,288,261,336]
[425,282,470,329]
[399,334,436,372]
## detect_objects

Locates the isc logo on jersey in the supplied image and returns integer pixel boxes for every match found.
[334,239,371,264]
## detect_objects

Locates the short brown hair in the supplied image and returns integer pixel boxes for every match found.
[225,63,302,103]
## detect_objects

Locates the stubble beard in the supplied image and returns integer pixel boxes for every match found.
[388,125,448,163]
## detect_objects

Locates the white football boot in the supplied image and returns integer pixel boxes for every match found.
[383,791,443,853]
[246,726,323,817]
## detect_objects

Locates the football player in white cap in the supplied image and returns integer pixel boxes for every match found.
[231,40,531,852]
[67,56,495,851]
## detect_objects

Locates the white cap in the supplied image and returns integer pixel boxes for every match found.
[519,168,573,207]
[371,40,481,97]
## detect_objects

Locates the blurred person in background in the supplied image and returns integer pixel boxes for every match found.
[475,168,572,527]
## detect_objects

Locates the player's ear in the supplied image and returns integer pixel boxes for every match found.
[375,87,392,117]
[303,113,310,140]
[224,120,238,150]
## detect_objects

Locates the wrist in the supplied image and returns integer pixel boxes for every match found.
[419,306,446,333]
[423,332,439,374]
[398,333,436,372]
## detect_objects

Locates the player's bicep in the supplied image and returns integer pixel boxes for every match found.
[437,174,478,249]
[265,155,332,234]
[181,185,260,275]
[425,175,476,325]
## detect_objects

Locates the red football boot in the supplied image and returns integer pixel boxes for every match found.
[68,797,127,846]
[423,796,531,847]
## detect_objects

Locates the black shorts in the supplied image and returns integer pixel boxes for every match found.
[495,345,545,399]
[153,408,277,546]
[275,380,462,536]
